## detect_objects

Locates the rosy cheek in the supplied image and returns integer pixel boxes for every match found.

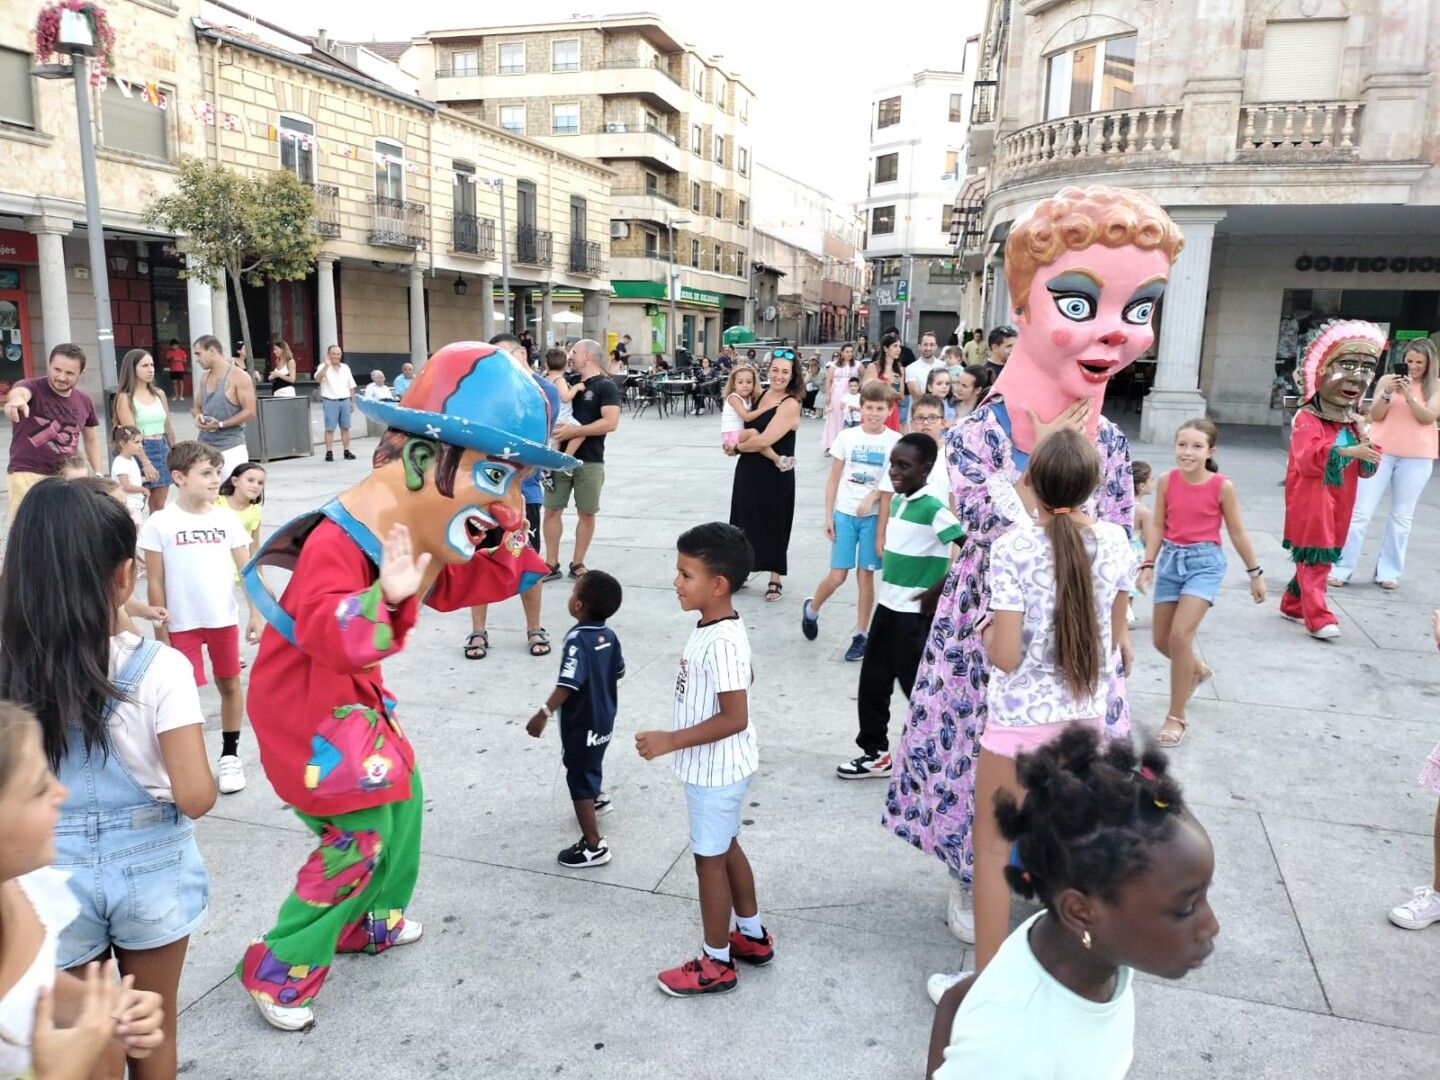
[1051,329,1074,349]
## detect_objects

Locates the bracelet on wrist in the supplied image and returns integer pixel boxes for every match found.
[1138,560,1155,571]
[1246,565,1264,578]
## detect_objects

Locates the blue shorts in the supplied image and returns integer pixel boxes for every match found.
[1153,540,1226,606]
[898,395,911,424]
[141,437,172,489]
[323,397,353,431]
[684,775,753,857]
[831,510,882,571]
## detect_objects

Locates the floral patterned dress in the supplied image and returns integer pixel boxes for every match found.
[881,399,1136,883]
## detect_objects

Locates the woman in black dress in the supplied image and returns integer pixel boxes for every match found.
[728,348,803,601]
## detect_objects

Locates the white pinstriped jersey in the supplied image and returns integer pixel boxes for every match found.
[671,616,758,787]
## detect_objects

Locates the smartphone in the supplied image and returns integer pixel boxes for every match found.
[1392,363,1409,377]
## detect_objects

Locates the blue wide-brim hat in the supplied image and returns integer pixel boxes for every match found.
[356,341,579,472]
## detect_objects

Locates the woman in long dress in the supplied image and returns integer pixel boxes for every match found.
[728,350,803,602]
[821,342,860,453]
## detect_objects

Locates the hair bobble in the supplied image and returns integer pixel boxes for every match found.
[1138,766,1156,781]
[1050,507,1073,515]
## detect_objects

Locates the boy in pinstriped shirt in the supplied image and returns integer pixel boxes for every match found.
[636,523,772,997]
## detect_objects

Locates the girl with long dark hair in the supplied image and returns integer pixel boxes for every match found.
[114,348,176,514]
[728,348,803,601]
[863,333,905,432]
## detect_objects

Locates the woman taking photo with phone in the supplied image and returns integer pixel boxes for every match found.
[1331,337,1440,590]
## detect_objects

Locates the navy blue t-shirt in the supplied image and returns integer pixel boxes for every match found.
[556,621,625,741]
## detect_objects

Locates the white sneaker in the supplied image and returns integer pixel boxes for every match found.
[1388,886,1440,930]
[946,881,975,944]
[393,918,423,946]
[1310,624,1341,641]
[217,754,246,794]
[1126,606,1137,628]
[927,970,972,1006]
[252,995,315,1032]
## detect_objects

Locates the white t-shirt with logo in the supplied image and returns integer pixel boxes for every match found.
[828,424,901,517]
[138,504,251,631]
[318,362,357,400]
[671,615,757,787]
[107,632,206,801]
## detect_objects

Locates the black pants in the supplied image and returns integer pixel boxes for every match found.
[802,388,820,410]
[856,604,930,755]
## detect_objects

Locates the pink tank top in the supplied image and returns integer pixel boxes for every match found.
[1164,470,1225,545]
[1368,401,1439,460]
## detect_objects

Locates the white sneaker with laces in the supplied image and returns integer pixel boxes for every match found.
[217,754,246,794]
[252,995,315,1032]
[946,880,975,944]
[1310,624,1341,641]
[1388,886,1440,930]
[927,970,972,1006]
[393,918,423,946]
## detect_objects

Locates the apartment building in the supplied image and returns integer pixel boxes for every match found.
[861,64,976,347]
[408,15,754,359]
[959,0,1440,438]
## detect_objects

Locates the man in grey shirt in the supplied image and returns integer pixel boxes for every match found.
[192,334,256,481]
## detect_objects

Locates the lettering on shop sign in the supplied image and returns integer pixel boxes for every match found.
[1295,255,1440,274]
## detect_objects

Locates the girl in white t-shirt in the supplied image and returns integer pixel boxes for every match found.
[720,365,789,469]
[108,426,147,528]
[0,478,214,1080]
[0,703,167,1080]
[968,429,1137,978]
[926,725,1218,1079]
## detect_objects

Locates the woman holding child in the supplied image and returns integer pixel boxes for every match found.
[728,348,803,602]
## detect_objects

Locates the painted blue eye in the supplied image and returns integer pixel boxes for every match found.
[1053,294,1095,321]
[471,461,515,496]
[1124,299,1156,325]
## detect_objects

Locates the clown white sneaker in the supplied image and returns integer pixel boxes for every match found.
[927,970,972,1006]
[252,995,315,1033]
[393,918,423,946]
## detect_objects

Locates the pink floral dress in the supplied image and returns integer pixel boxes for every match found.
[881,399,1135,882]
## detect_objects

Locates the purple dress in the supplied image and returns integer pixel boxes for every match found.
[881,399,1135,882]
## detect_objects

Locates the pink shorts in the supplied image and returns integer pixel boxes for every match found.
[722,431,741,449]
[168,625,242,686]
[979,716,1106,758]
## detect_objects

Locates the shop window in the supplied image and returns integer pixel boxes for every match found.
[552,103,580,135]
[875,153,898,184]
[498,43,525,75]
[374,138,404,201]
[552,40,580,72]
[1257,21,1345,101]
[499,106,525,135]
[1044,34,1136,120]
[278,114,315,184]
[0,47,34,128]
[100,78,172,160]
[877,95,901,128]
[872,205,895,235]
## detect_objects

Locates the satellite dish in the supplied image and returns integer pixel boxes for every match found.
[762,305,777,322]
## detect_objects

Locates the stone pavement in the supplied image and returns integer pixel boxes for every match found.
[7,405,1440,1078]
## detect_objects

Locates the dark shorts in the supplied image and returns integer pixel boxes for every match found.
[560,717,613,802]
[526,501,541,553]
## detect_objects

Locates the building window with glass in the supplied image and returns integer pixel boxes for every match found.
[498,43,525,75]
[874,153,898,184]
[374,138,404,200]
[948,93,963,122]
[713,244,722,273]
[278,114,315,183]
[1044,34,1136,120]
[448,50,477,76]
[691,181,701,211]
[0,48,34,128]
[100,78,172,160]
[736,247,746,274]
[714,134,725,165]
[552,39,580,72]
[499,105,525,135]
[738,147,749,175]
[713,192,724,220]
[692,62,705,97]
[877,95,901,128]
[691,238,701,267]
[691,124,702,154]
[552,103,580,135]
[644,229,659,257]
[944,149,959,176]
[872,205,895,235]
[738,198,748,227]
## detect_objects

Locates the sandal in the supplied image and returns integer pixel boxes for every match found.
[765,581,783,602]
[463,630,489,660]
[1327,576,1347,588]
[568,562,588,579]
[1377,580,1399,591]
[527,628,552,657]
[1157,715,1188,748]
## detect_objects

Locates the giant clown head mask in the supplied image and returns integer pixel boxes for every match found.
[355,341,578,564]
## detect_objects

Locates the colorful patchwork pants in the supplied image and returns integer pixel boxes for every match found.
[238,772,424,1009]
[1281,563,1337,633]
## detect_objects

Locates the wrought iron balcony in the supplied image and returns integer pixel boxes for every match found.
[367,195,426,249]
[515,226,553,266]
[451,213,496,257]
[309,183,340,239]
[569,239,604,276]
[970,80,998,126]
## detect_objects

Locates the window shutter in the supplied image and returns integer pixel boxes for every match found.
[0,49,34,127]
[102,81,169,159]
[1257,20,1346,101]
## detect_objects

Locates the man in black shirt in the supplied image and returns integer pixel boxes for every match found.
[544,338,621,580]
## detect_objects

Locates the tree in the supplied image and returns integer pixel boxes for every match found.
[145,157,321,375]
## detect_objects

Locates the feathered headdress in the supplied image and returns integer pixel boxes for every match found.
[1296,319,1386,400]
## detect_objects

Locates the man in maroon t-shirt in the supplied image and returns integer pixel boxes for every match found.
[3,343,102,521]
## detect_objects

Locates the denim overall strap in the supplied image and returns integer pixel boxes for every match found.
[990,399,1029,473]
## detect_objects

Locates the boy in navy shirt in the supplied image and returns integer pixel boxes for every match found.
[527,570,625,867]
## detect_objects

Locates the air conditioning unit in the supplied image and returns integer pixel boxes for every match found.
[610,221,630,239]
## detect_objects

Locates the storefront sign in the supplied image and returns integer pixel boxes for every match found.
[0,230,38,265]
[679,287,722,307]
[1295,254,1440,273]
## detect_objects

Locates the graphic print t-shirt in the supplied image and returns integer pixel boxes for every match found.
[554,621,626,743]
[7,378,98,475]
[828,425,901,516]
[138,505,251,631]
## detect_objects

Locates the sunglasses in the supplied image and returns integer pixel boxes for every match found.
[771,349,796,360]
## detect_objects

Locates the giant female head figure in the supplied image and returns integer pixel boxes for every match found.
[994,186,1186,450]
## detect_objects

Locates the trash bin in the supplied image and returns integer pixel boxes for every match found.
[245,393,314,463]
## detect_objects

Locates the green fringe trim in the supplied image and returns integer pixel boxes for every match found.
[1323,447,1347,487]
[1359,459,1379,479]
[1285,578,1301,598]
[1284,539,1342,565]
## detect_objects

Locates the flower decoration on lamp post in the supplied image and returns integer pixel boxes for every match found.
[34,1,116,85]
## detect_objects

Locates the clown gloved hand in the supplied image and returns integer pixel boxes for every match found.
[379,523,432,605]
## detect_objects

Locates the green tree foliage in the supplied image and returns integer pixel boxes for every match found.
[145,158,320,374]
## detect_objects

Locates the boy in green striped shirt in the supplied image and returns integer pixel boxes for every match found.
[836,433,964,779]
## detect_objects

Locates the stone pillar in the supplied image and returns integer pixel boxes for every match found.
[581,288,603,340]
[408,265,428,366]
[24,215,72,356]
[705,315,721,356]
[316,254,338,358]
[184,267,212,342]
[541,284,554,347]
[1140,209,1225,444]
[479,274,495,341]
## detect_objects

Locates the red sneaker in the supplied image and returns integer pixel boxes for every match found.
[728,927,774,966]
[656,954,738,997]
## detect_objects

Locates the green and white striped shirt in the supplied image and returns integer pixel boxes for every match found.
[877,484,964,613]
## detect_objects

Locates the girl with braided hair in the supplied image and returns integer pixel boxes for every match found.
[926,724,1219,1080]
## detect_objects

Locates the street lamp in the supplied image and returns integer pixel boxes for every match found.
[33,17,117,453]
[665,213,691,360]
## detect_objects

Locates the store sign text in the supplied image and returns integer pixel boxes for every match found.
[1296,255,1440,274]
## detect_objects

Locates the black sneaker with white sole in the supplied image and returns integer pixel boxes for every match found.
[835,751,892,779]
[557,838,611,868]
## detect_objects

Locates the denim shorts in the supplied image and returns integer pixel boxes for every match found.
[53,805,209,964]
[684,774,753,857]
[831,510,882,571]
[323,397,353,430]
[1153,540,1227,606]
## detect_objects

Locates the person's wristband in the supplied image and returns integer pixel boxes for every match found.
[540,705,555,722]
[1246,565,1264,579]
[1138,560,1155,571]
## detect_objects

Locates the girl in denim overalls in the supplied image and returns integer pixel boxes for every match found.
[0,478,216,1080]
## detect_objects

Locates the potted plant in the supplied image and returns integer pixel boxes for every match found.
[34,1,117,83]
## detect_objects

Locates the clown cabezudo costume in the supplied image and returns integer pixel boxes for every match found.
[1281,319,1385,639]
[237,342,577,1031]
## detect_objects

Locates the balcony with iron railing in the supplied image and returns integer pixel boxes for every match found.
[613,183,681,210]
[997,105,1183,181]
[367,195,426,249]
[1237,100,1362,161]
[970,80,999,127]
[515,226,553,266]
[450,213,496,257]
[309,182,340,239]
[569,239,604,276]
